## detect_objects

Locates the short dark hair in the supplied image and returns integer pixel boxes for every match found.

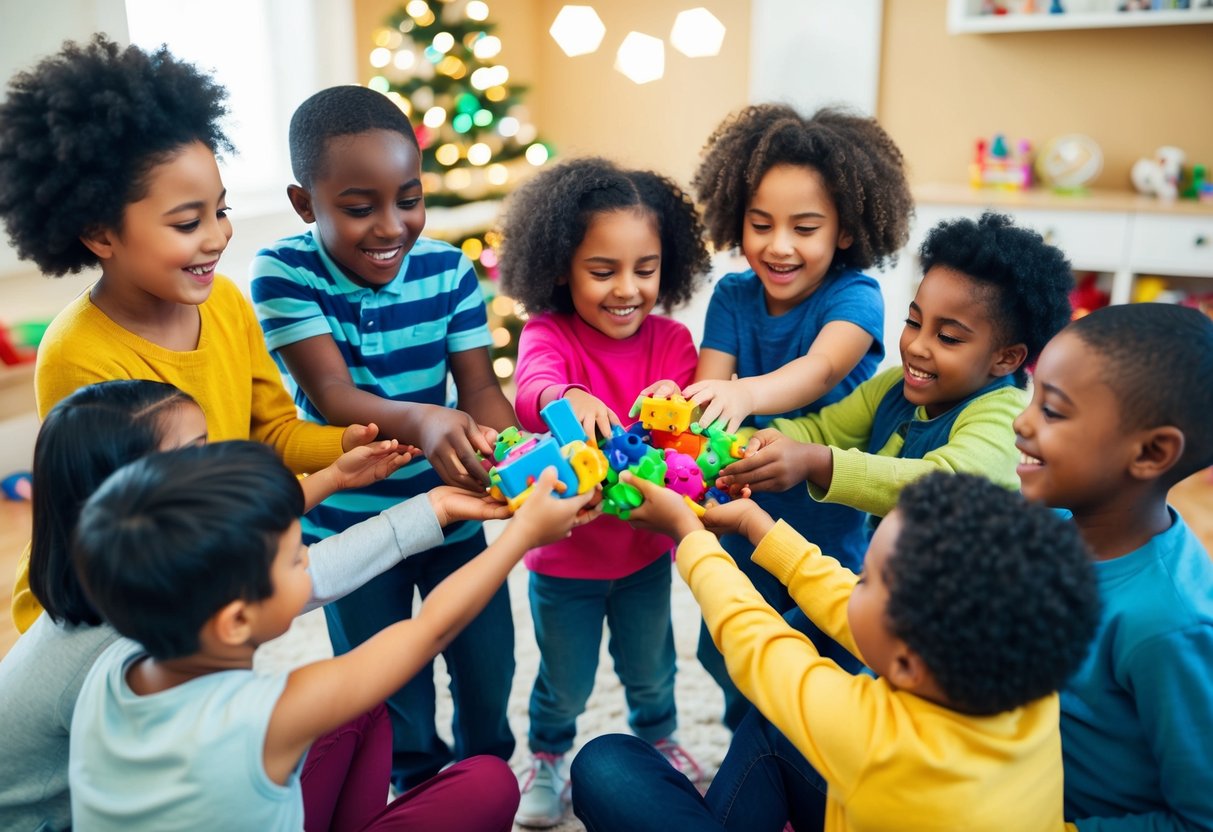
[288,85,418,187]
[886,472,1099,716]
[919,212,1074,387]
[31,380,196,626]
[498,156,710,315]
[73,441,303,659]
[1067,303,1213,482]
[0,35,230,276]
[691,104,913,274]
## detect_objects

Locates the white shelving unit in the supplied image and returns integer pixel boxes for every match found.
[891,184,1213,313]
[947,0,1213,33]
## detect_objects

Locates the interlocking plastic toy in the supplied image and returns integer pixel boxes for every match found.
[488,398,609,512]
[599,395,744,519]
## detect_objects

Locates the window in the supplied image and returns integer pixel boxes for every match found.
[124,0,356,213]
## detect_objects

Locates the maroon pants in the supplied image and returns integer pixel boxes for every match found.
[301,703,519,831]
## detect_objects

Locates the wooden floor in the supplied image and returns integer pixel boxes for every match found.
[2,471,1212,659]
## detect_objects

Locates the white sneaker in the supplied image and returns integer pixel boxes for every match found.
[515,751,570,828]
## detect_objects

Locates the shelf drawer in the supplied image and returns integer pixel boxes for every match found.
[1008,210,1130,272]
[1128,215,1213,278]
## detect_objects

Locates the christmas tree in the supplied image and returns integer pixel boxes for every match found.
[367,0,551,381]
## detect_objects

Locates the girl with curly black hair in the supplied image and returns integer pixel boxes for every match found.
[496,156,710,827]
[669,104,914,732]
[0,36,362,634]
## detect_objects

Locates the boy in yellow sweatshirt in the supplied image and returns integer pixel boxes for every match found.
[571,472,1101,832]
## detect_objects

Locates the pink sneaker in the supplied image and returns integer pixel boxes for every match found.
[654,737,704,787]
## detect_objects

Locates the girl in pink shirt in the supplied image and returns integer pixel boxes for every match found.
[498,157,711,828]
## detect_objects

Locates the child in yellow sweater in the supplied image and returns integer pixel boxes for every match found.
[571,472,1101,832]
[0,37,377,631]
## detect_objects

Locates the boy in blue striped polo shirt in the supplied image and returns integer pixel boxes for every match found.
[251,85,517,791]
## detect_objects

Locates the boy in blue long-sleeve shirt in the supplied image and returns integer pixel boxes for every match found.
[1014,303,1213,830]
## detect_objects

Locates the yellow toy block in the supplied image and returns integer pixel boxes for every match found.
[636,395,698,435]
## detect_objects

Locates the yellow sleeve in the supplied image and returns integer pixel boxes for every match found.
[751,520,863,657]
[10,543,39,633]
[676,529,882,794]
[234,290,344,473]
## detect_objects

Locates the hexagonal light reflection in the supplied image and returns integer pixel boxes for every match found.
[615,32,664,84]
[549,5,606,57]
[670,7,726,58]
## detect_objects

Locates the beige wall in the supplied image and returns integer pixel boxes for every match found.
[354,0,749,187]
[878,0,1213,188]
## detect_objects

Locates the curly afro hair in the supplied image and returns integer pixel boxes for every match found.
[884,472,1099,716]
[497,157,710,316]
[0,35,231,276]
[1067,303,1213,483]
[919,212,1074,387]
[691,104,912,274]
[289,85,418,188]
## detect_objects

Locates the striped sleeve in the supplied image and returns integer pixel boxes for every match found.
[250,244,334,352]
[446,254,492,353]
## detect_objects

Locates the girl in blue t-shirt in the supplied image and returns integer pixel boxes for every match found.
[659,104,913,730]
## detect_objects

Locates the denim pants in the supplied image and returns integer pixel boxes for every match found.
[324,529,515,790]
[528,554,677,754]
[571,707,828,832]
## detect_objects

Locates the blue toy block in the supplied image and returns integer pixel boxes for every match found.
[540,397,587,446]
[495,435,580,499]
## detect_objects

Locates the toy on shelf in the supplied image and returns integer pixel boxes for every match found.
[487,398,608,512]
[1069,272,1110,320]
[1036,134,1103,193]
[969,134,1033,191]
[598,395,745,520]
[1131,146,1185,200]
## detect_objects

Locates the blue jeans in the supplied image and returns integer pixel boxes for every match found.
[528,554,677,753]
[323,529,514,790]
[571,707,828,832]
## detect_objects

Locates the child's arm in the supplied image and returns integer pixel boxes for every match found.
[449,345,517,434]
[729,379,1025,518]
[271,334,495,491]
[686,321,875,432]
[304,485,511,611]
[297,430,418,512]
[263,469,596,783]
[622,474,875,787]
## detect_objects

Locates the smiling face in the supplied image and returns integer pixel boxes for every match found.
[1013,331,1137,514]
[290,129,425,289]
[97,141,232,306]
[564,208,661,340]
[899,266,1025,418]
[740,163,851,316]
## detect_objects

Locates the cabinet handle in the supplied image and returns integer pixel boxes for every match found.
[1196,234,1208,248]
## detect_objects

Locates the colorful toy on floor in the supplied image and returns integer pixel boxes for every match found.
[1,472,32,501]
[487,398,609,512]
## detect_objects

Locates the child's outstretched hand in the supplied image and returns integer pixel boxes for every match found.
[682,377,754,434]
[507,467,599,548]
[701,498,775,545]
[428,485,512,526]
[717,429,824,494]
[619,471,704,541]
[563,389,620,441]
[331,434,416,490]
[414,405,497,491]
[303,426,418,512]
